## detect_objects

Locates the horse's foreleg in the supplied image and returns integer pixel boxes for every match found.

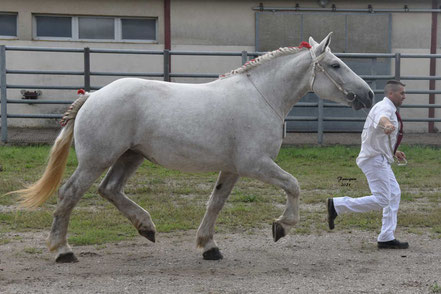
[246,157,300,242]
[48,165,105,263]
[197,171,239,260]
[98,150,156,242]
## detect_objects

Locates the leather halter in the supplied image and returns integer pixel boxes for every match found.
[309,47,357,103]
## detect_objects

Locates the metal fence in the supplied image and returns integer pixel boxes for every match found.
[1,45,441,144]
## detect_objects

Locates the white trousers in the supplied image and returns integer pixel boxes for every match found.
[333,155,401,242]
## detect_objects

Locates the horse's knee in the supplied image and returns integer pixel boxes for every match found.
[286,176,300,198]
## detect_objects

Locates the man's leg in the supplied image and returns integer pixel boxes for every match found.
[377,168,401,242]
[333,156,390,215]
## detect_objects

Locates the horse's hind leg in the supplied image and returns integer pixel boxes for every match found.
[98,150,156,242]
[245,157,300,242]
[197,171,239,260]
[48,164,106,263]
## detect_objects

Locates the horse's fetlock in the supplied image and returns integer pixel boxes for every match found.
[196,235,212,248]
[47,237,66,252]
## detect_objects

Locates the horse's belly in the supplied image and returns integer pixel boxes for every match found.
[134,138,234,173]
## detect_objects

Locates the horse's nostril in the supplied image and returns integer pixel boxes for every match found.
[368,91,373,100]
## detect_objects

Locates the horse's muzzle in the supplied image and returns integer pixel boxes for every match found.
[347,90,373,110]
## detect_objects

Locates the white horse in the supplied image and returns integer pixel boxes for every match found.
[12,33,373,262]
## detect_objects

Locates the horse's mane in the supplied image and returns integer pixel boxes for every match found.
[219,42,311,79]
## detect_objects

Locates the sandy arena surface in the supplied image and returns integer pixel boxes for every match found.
[1,229,440,294]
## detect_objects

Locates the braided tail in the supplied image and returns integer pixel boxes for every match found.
[8,90,90,209]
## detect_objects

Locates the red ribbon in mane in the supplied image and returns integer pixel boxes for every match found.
[298,41,312,49]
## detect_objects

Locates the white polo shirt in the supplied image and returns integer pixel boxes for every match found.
[356,97,399,167]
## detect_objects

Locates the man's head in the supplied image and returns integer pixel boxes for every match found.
[384,80,406,107]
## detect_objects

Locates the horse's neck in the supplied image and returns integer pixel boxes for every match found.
[244,52,312,119]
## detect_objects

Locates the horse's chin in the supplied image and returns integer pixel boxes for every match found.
[350,100,364,110]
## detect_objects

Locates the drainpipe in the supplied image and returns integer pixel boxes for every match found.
[429,0,438,132]
[164,0,171,81]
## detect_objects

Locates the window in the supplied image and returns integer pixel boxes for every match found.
[36,16,71,38]
[121,18,156,41]
[34,15,157,42]
[0,13,17,37]
[79,17,114,39]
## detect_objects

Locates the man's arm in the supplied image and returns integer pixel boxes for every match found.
[378,116,395,135]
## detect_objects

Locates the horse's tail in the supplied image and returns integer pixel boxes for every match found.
[9,90,90,209]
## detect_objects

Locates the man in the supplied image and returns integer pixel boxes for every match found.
[327,80,408,249]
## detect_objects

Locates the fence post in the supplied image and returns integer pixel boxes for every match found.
[317,97,324,145]
[371,57,377,104]
[241,51,248,65]
[164,49,170,82]
[394,53,401,81]
[84,47,91,91]
[1,45,7,143]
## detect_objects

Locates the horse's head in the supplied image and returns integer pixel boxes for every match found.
[308,33,373,110]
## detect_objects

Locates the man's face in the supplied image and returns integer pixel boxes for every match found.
[388,86,406,107]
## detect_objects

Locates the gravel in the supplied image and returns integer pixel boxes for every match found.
[1,229,440,293]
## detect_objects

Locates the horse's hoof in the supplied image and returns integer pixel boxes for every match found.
[139,230,156,243]
[272,221,285,242]
[55,252,79,263]
[203,248,223,260]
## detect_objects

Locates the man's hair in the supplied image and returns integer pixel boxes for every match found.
[384,80,406,95]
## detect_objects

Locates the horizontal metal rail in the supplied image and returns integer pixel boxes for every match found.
[89,48,164,55]
[170,73,219,78]
[91,71,163,77]
[7,70,84,75]
[253,6,441,13]
[1,114,62,119]
[5,46,84,53]
[323,117,441,122]
[171,51,244,56]
[7,99,74,104]
[6,84,85,90]
[373,89,441,95]
[285,116,318,121]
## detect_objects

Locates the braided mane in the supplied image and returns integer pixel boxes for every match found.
[219,42,312,79]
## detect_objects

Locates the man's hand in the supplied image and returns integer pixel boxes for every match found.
[395,151,406,160]
[384,123,395,135]
[379,117,395,134]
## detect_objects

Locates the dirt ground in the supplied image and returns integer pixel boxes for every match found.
[1,229,440,294]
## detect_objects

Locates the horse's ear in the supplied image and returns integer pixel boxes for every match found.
[308,36,319,47]
[314,32,333,56]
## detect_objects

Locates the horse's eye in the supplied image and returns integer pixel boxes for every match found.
[331,63,340,69]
